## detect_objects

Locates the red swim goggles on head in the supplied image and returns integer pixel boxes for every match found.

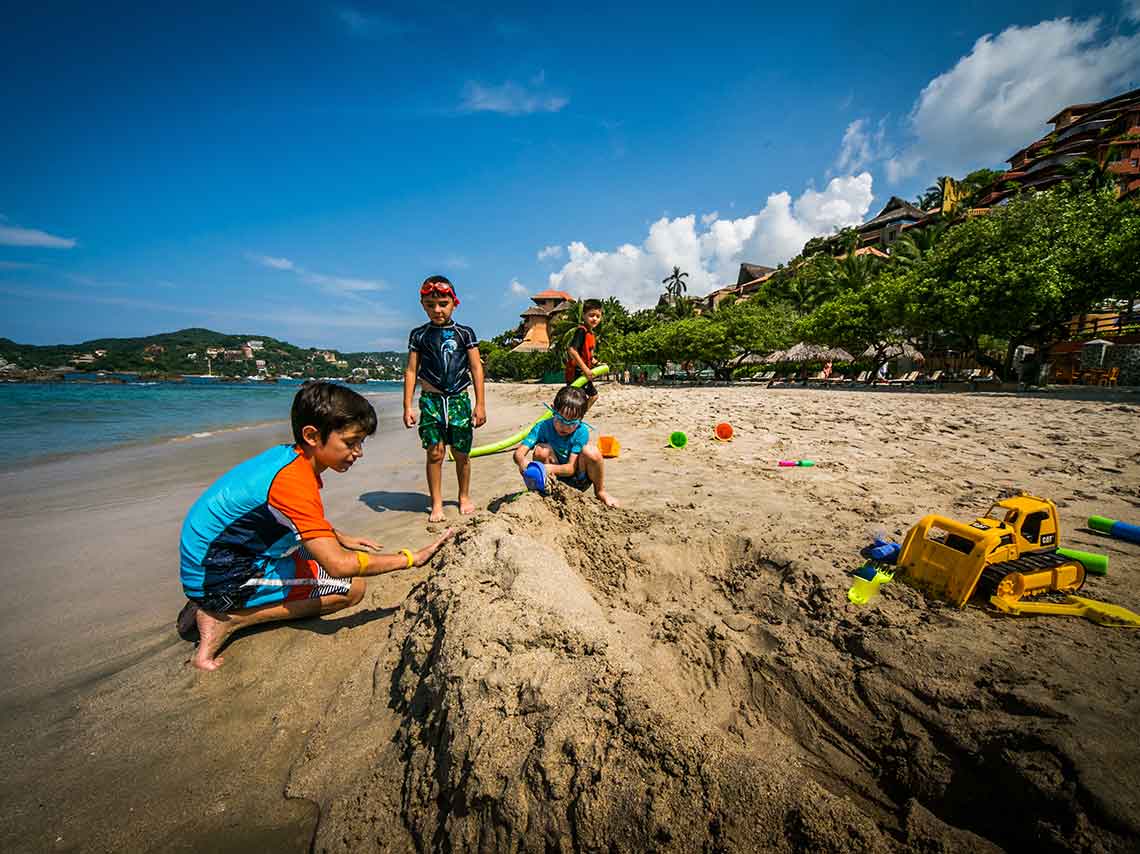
[420,280,459,305]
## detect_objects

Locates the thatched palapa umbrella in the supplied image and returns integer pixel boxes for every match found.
[861,342,924,360]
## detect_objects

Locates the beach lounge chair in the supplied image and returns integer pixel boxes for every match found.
[1100,367,1120,387]
[755,370,775,382]
[889,371,919,386]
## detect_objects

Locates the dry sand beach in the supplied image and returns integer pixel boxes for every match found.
[2,382,1139,852]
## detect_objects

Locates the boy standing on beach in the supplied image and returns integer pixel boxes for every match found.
[178,381,454,671]
[513,385,619,507]
[403,275,486,522]
[564,298,603,413]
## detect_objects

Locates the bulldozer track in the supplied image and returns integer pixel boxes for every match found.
[975,550,1085,599]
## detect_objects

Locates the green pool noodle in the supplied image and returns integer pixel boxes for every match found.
[1088,515,1115,534]
[1088,515,1140,545]
[465,365,609,459]
[798,459,815,467]
[1056,547,1108,576]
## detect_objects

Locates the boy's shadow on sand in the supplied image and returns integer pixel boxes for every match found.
[359,491,457,513]
[220,605,401,650]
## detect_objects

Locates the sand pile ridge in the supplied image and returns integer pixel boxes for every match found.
[288,486,1140,853]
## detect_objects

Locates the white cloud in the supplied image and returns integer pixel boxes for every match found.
[441,254,470,270]
[247,252,384,294]
[700,211,719,225]
[0,217,76,249]
[460,78,568,115]
[335,7,410,38]
[548,173,874,309]
[508,277,529,297]
[836,119,885,173]
[887,16,1140,181]
[251,254,295,271]
[0,261,41,270]
[537,244,563,261]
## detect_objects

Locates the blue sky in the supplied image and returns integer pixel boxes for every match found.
[3,1,1139,350]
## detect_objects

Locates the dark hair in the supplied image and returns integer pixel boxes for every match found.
[583,299,603,312]
[291,381,378,445]
[553,385,588,420]
[423,274,451,287]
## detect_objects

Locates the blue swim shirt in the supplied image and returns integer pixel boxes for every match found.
[520,419,589,464]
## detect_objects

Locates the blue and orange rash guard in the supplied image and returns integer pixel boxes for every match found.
[521,419,589,465]
[408,321,479,396]
[180,444,335,605]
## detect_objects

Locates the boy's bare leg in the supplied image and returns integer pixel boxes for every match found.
[454,451,476,515]
[584,394,598,414]
[579,445,619,507]
[191,579,366,671]
[426,444,446,522]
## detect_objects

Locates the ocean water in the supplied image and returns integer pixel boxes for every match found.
[0,380,403,468]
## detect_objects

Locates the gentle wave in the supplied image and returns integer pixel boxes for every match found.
[0,380,404,467]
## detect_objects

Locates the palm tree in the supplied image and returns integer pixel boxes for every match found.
[890,222,945,267]
[661,266,689,301]
[917,176,953,211]
[831,249,880,292]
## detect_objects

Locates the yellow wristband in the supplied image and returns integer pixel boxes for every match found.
[400,548,415,568]
[355,550,369,576]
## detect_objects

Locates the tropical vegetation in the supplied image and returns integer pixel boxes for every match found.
[481,174,1139,384]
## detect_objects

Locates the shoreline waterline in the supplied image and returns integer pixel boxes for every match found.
[0,380,403,470]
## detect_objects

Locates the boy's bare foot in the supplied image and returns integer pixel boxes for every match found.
[191,608,235,671]
[428,507,446,523]
[458,496,476,515]
[595,490,620,508]
[176,600,200,642]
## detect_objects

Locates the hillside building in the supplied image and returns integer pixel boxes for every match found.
[511,289,575,352]
[979,87,1140,205]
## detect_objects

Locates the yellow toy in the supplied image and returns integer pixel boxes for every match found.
[847,569,894,605]
[989,595,1140,628]
[897,492,1086,608]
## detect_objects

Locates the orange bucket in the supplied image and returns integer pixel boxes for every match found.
[599,436,620,458]
[714,422,734,441]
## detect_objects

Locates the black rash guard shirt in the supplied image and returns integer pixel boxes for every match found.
[408,321,479,395]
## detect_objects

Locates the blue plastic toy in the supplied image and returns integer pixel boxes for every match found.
[523,461,547,494]
[860,536,901,564]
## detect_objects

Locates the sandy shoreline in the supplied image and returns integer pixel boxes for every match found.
[2,382,1138,852]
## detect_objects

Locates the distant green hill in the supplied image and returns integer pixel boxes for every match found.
[0,328,405,380]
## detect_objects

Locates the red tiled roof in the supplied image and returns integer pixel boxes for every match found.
[532,289,573,301]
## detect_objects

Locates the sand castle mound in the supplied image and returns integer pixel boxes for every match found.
[288,488,1139,853]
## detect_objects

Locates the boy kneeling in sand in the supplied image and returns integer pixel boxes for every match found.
[513,385,619,508]
[177,381,454,671]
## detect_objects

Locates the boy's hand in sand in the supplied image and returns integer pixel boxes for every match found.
[403,408,417,428]
[415,527,456,566]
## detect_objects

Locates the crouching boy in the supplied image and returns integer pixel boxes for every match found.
[177,381,454,671]
[512,385,619,508]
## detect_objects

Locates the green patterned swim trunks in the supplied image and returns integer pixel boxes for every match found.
[418,390,473,454]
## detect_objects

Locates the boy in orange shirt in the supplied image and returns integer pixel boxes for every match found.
[564,298,603,413]
[178,381,454,671]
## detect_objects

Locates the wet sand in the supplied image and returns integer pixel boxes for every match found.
[2,383,1138,852]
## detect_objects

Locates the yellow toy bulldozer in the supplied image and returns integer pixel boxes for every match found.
[897,492,1085,608]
